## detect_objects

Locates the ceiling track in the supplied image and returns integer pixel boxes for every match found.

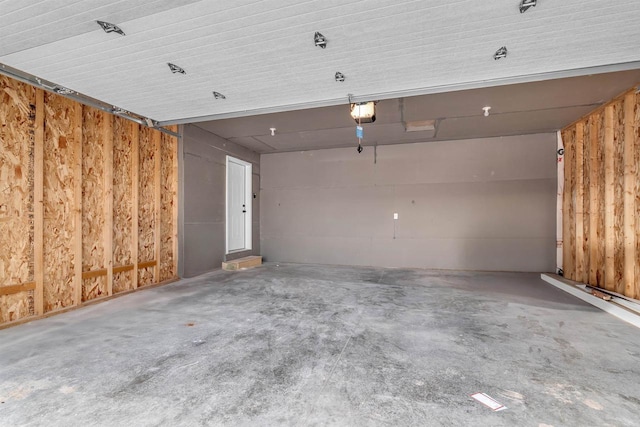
[0,63,180,138]
[159,60,640,126]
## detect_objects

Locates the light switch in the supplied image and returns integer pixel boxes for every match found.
[393,213,399,220]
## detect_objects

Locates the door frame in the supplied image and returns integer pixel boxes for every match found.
[225,155,253,254]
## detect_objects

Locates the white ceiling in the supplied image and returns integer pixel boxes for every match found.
[1,0,640,126]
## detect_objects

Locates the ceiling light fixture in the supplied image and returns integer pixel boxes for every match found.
[335,72,345,82]
[212,91,226,100]
[97,20,125,36]
[519,0,537,13]
[314,32,327,49]
[493,46,508,60]
[270,127,276,136]
[168,63,186,74]
[350,101,376,124]
[483,106,492,117]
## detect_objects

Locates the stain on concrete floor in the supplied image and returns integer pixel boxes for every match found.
[1,263,639,426]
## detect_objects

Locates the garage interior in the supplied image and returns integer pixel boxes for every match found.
[2,1,640,426]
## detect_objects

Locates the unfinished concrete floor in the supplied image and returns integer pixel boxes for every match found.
[1,263,640,426]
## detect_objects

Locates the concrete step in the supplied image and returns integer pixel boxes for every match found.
[222,255,262,271]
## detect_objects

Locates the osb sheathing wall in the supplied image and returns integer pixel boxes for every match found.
[562,87,640,299]
[0,75,178,325]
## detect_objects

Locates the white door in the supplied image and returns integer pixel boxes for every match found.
[226,156,252,253]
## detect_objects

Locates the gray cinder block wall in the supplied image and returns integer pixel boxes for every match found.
[260,133,557,272]
[179,124,260,277]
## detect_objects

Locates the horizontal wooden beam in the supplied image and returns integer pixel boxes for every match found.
[113,264,135,274]
[81,269,108,280]
[0,282,36,296]
[138,260,157,269]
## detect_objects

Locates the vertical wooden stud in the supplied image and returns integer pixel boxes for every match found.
[73,103,83,306]
[604,105,615,291]
[588,118,599,285]
[172,127,179,277]
[104,115,114,296]
[153,130,162,283]
[131,124,139,289]
[33,89,44,316]
[575,122,585,281]
[562,129,573,280]
[635,91,640,300]
[623,93,636,297]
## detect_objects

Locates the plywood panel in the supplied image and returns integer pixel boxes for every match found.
[113,271,132,294]
[81,106,107,301]
[160,128,178,281]
[43,92,80,312]
[82,276,107,301]
[0,293,32,323]
[0,76,35,322]
[113,117,134,292]
[1,74,181,326]
[138,127,156,287]
[612,100,626,295]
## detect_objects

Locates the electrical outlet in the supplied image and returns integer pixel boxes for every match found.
[393,213,399,220]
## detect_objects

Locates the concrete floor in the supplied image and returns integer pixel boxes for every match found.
[1,263,640,426]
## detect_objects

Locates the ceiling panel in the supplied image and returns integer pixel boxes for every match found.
[192,69,640,154]
[435,105,597,141]
[1,0,639,123]
[402,71,640,122]
[228,136,277,153]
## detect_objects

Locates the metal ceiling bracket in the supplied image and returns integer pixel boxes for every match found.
[494,46,508,60]
[314,32,327,49]
[168,63,186,74]
[519,0,537,13]
[97,20,125,36]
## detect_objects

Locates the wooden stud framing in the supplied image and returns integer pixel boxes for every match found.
[34,89,44,316]
[561,86,640,299]
[153,130,162,284]
[1,74,178,327]
[574,122,585,281]
[131,124,140,289]
[73,103,83,306]
[104,115,114,296]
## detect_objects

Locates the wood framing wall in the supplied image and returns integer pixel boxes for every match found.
[562,87,640,299]
[0,75,178,326]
